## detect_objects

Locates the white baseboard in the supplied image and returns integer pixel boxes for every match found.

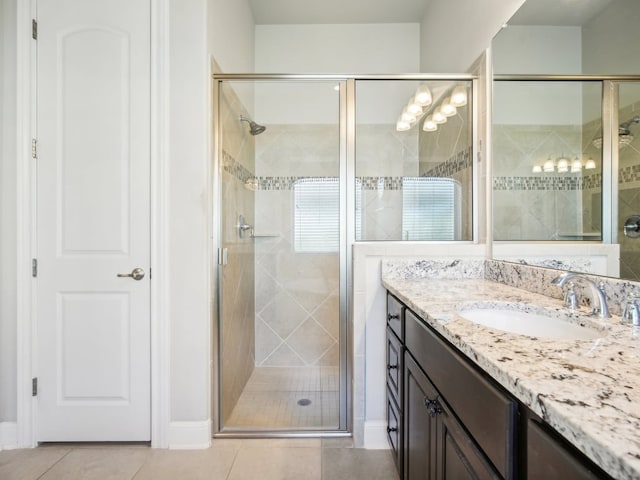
[363,420,390,450]
[0,422,18,450]
[168,420,211,449]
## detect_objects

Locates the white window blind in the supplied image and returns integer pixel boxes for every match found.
[402,177,461,241]
[294,177,339,253]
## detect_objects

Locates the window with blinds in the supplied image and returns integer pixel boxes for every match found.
[402,177,461,241]
[294,177,340,253]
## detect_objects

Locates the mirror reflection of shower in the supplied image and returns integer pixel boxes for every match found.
[239,115,266,135]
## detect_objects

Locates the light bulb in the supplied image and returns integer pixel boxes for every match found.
[422,115,437,132]
[406,97,423,116]
[557,158,569,173]
[543,159,555,172]
[415,85,432,106]
[396,118,411,131]
[440,97,457,117]
[401,107,416,124]
[451,86,467,107]
[432,107,446,124]
[571,159,583,173]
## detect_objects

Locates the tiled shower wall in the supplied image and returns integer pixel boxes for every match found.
[492,125,590,240]
[219,86,256,423]
[254,125,340,367]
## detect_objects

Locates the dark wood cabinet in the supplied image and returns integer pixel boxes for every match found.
[386,290,614,480]
[404,349,500,480]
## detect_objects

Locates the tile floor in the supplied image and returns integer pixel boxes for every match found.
[0,438,400,480]
[225,367,339,430]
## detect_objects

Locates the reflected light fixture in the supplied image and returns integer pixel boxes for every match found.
[396,117,411,131]
[440,97,457,117]
[415,85,433,106]
[401,107,417,124]
[532,165,542,173]
[451,86,468,107]
[432,107,447,124]
[543,158,555,173]
[406,96,423,116]
[422,115,437,132]
[571,158,583,173]
[556,157,569,173]
[585,158,597,170]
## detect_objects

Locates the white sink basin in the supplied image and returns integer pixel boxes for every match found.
[456,304,605,340]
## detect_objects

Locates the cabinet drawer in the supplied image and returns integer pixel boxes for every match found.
[527,419,608,480]
[387,293,404,341]
[405,309,517,479]
[387,389,403,477]
[386,327,403,405]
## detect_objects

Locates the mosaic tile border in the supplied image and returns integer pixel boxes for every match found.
[424,146,472,178]
[493,167,640,191]
[222,149,254,184]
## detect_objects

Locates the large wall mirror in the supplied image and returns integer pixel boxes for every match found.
[492,0,640,281]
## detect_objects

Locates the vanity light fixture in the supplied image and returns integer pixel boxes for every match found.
[532,165,542,173]
[407,96,423,116]
[543,158,555,173]
[401,107,417,124]
[432,107,447,124]
[557,157,570,173]
[422,115,438,132]
[415,85,433,106]
[450,86,468,107]
[585,158,597,170]
[440,97,457,117]
[571,158,583,173]
[396,117,412,131]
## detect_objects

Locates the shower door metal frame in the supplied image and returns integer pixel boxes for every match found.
[212,73,478,438]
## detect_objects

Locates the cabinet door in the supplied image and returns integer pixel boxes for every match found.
[404,353,438,480]
[436,400,501,480]
[387,391,403,476]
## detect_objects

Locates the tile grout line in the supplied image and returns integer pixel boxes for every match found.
[35,447,74,480]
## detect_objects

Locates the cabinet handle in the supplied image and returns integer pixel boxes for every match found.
[387,426,398,433]
[387,313,400,321]
[387,364,398,370]
[424,396,442,418]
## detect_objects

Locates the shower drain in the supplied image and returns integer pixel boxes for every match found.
[297,398,312,406]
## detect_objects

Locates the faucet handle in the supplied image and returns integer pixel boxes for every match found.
[622,295,640,326]
[563,282,578,310]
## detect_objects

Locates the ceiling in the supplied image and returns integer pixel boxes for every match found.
[247,0,430,24]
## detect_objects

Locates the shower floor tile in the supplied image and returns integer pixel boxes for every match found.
[225,366,340,430]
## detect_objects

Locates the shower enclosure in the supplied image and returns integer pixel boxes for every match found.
[213,75,475,435]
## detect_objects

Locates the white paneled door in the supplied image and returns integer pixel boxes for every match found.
[36,0,151,441]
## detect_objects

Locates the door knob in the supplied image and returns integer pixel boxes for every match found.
[117,267,145,281]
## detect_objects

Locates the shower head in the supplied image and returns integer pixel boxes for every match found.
[239,115,266,135]
[619,115,640,135]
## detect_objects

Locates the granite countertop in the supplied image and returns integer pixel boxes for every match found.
[382,276,640,480]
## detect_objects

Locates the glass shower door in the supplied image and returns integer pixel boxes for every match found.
[216,79,345,433]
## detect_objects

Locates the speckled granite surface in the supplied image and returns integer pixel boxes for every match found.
[382,259,640,480]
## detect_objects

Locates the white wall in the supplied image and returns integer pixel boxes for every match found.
[254,23,420,125]
[208,0,254,74]
[0,0,17,425]
[582,0,640,76]
[420,0,526,72]
[492,25,584,126]
[167,0,211,436]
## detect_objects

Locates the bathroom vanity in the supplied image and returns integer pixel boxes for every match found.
[383,263,640,480]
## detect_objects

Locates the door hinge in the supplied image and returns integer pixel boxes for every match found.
[32,19,37,40]
[218,247,228,265]
[32,377,38,396]
[32,139,37,159]
[32,258,37,277]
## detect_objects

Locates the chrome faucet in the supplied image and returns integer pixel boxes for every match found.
[551,272,610,318]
